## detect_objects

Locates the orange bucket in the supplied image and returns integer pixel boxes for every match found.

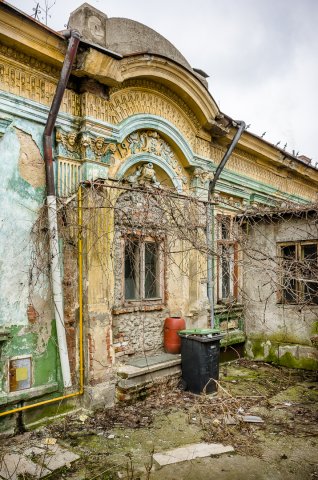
[164,317,186,354]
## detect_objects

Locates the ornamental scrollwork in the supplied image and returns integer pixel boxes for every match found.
[117,130,188,185]
[55,128,117,164]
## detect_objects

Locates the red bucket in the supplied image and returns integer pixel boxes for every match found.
[164,317,186,354]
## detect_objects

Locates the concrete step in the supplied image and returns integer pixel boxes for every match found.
[116,354,181,402]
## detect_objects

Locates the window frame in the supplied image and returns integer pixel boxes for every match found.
[216,215,239,303]
[277,240,318,305]
[122,233,165,306]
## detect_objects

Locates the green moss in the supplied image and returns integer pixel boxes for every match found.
[246,336,318,370]
[1,321,61,390]
[220,332,246,347]
[25,398,78,428]
[311,321,318,335]
[33,321,61,388]
[279,352,318,371]
[246,338,279,363]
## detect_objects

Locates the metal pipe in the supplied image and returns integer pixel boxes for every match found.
[78,185,84,390]
[44,30,80,388]
[0,185,84,418]
[206,120,246,328]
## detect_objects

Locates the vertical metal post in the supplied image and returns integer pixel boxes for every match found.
[43,30,81,388]
[207,121,246,328]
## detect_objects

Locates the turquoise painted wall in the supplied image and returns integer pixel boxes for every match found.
[0,117,61,405]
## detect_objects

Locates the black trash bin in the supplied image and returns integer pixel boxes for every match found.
[178,329,223,394]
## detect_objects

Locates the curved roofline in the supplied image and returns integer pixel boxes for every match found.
[79,49,219,128]
[105,16,192,70]
[119,54,219,127]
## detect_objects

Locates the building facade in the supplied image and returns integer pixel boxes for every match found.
[0,2,317,426]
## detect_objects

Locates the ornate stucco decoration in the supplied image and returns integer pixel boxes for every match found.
[117,130,188,186]
[55,128,117,164]
[0,117,12,138]
[214,193,244,209]
[56,130,81,158]
[126,162,160,187]
[0,50,80,117]
[190,166,214,189]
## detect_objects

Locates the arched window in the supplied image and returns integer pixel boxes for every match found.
[115,189,166,307]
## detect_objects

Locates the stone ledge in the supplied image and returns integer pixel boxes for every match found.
[117,364,181,390]
[117,356,181,379]
[112,304,165,315]
[0,383,59,406]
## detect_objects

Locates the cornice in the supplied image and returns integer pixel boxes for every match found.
[77,49,219,130]
[0,3,65,67]
[219,127,318,185]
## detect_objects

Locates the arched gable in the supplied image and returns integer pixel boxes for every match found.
[117,114,195,166]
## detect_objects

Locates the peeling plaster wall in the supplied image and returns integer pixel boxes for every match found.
[0,126,46,327]
[0,121,60,404]
[112,310,168,359]
[243,216,318,368]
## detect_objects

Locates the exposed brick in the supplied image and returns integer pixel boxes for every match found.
[27,304,39,324]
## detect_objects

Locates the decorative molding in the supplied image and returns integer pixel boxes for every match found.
[115,152,184,192]
[55,128,116,164]
[189,166,213,189]
[0,117,12,138]
[0,44,60,78]
[80,79,199,146]
[115,130,188,186]
[110,79,200,131]
[0,52,80,116]
[195,137,213,159]
[117,114,195,166]
[126,162,160,187]
[200,142,317,202]
[82,89,196,147]
[55,129,115,196]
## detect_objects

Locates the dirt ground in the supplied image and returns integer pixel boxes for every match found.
[1,360,317,479]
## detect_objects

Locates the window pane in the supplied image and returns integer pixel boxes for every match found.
[302,244,318,304]
[302,244,317,277]
[220,217,231,240]
[304,282,318,304]
[144,242,159,298]
[281,245,297,303]
[124,240,140,300]
[220,244,234,300]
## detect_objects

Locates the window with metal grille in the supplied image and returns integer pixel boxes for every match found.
[124,235,164,303]
[216,215,238,303]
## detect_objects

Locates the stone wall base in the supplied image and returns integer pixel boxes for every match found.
[245,338,318,370]
[83,382,116,409]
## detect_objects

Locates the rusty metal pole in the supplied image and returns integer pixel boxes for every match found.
[43,30,80,388]
[207,120,246,329]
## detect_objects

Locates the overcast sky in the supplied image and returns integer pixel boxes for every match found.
[8,0,318,163]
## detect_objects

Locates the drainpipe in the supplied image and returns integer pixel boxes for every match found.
[207,120,246,328]
[43,30,81,388]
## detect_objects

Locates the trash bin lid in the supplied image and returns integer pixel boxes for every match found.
[178,328,221,335]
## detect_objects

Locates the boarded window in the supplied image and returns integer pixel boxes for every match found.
[9,357,32,392]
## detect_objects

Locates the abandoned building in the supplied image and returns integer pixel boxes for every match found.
[0,1,317,428]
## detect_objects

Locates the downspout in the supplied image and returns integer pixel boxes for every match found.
[44,29,81,388]
[207,120,246,328]
[0,185,84,417]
